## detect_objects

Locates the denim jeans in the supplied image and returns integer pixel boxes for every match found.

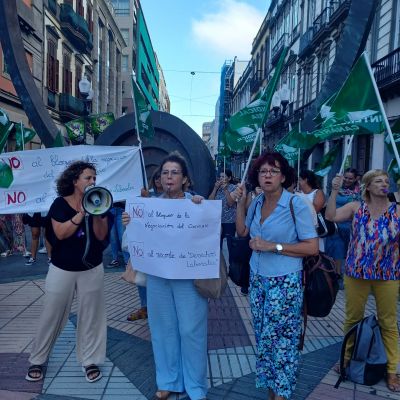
[110,207,129,264]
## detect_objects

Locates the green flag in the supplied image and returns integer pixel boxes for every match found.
[313,92,337,127]
[132,76,155,138]
[52,131,65,147]
[65,118,85,144]
[89,112,115,138]
[0,108,14,153]
[314,142,341,176]
[15,123,37,151]
[0,161,13,188]
[315,53,384,139]
[224,47,289,152]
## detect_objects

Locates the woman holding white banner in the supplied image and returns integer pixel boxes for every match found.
[25,161,109,384]
[124,152,208,400]
[235,152,318,400]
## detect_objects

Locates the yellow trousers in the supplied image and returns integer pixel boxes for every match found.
[343,275,399,373]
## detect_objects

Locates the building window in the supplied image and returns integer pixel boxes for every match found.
[62,52,72,94]
[120,29,129,45]
[318,55,329,91]
[47,40,59,92]
[111,0,129,15]
[75,64,82,98]
[304,68,312,104]
[86,3,93,33]
[122,55,129,72]
[76,0,84,17]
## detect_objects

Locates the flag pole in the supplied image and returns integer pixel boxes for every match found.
[131,72,148,190]
[339,135,354,175]
[21,122,24,151]
[363,52,400,169]
[223,156,226,175]
[240,127,261,185]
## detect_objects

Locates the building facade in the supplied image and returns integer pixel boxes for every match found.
[0,0,125,150]
[216,0,400,180]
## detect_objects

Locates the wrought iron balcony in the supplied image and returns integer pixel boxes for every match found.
[59,93,84,120]
[372,47,400,91]
[299,27,314,58]
[60,3,93,54]
[329,0,351,28]
[250,69,265,96]
[47,90,57,109]
[271,33,289,65]
[312,7,330,42]
[48,0,57,15]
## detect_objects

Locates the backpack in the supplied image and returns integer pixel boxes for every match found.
[335,315,387,388]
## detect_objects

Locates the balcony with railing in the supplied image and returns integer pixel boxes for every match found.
[47,90,57,109]
[312,7,331,43]
[329,0,351,28]
[249,69,265,96]
[60,3,93,54]
[271,33,289,65]
[48,0,58,15]
[299,27,314,58]
[59,93,84,120]
[372,47,400,95]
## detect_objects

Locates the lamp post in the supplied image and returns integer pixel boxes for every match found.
[78,75,92,144]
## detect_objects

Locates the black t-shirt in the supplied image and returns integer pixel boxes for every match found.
[46,197,106,271]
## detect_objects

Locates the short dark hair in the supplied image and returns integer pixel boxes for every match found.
[56,161,96,196]
[299,169,320,189]
[344,167,358,177]
[160,151,193,189]
[248,152,291,189]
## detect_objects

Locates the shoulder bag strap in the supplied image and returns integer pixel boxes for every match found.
[289,196,307,351]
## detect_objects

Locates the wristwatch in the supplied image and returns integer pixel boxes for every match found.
[275,243,283,253]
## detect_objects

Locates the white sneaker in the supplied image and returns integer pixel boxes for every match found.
[25,257,36,266]
[38,247,47,254]
[23,251,32,258]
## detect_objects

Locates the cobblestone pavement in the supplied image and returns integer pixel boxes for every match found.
[0,248,399,400]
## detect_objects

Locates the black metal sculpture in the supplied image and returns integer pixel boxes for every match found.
[0,0,63,147]
[96,110,215,197]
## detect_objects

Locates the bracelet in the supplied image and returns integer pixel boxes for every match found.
[70,218,80,226]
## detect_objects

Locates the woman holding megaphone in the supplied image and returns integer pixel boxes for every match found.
[25,161,110,384]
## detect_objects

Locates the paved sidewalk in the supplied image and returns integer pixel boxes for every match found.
[0,249,399,400]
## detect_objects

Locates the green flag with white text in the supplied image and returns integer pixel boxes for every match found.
[314,53,384,140]
[314,142,341,177]
[132,77,155,138]
[225,47,288,151]
[0,108,14,153]
[15,123,37,151]
[89,113,115,138]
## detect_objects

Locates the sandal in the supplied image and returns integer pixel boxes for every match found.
[386,373,400,392]
[153,390,171,400]
[82,364,102,383]
[25,364,44,382]
[127,307,148,321]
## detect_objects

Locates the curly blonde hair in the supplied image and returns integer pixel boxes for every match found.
[361,169,388,201]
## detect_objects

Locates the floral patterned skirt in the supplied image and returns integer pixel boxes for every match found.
[250,271,303,399]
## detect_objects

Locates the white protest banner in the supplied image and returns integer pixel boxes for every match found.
[0,145,142,214]
[125,197,222,279]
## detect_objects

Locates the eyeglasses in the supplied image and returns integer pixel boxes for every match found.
[258,168,281,177]
[161,169,182,177]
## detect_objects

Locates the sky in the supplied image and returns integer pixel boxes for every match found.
[140,0,269,137]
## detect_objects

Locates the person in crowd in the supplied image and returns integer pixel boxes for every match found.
[24,212,52,266]
[148,167,163,197]
[25,161,109,384]
[0,214,27,257]
[208,169,237,249]
[107,201,129,268]
[388,176,400,204]
[298,170,326,251]
[235,152,318,400]
[325,169,400,392]
[325,167,360,281]
[126,168,163,322]
[124,152,208,400]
